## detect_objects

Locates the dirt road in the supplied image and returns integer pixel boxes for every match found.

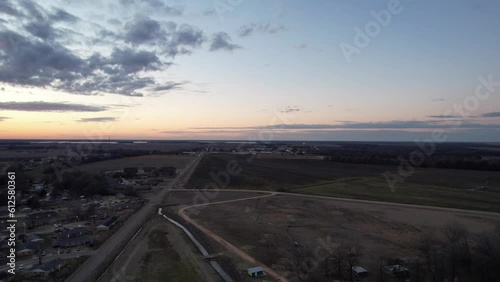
[178,192,289,282]
[175,188,500,282]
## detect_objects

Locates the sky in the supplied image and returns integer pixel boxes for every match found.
[0,0,500,141]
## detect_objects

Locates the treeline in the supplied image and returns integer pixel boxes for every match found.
[320,144,500,171]
[290,223,500,282]
[52,170,111,197]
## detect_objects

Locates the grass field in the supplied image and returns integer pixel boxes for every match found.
[188,153,500,213]
[294,177,500,213]
[74,154,194,174]
[185,191,500,282]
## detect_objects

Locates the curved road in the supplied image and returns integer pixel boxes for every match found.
[175,188,500,282]
[177,192,288,282]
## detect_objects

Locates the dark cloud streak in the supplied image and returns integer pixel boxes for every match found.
[0,101,107,112]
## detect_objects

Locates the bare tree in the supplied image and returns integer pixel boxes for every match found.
[474,232,500,282]
[417,231,439,268]
[442,222,471,281]
[345,243,362,282]
[326,239,348,280]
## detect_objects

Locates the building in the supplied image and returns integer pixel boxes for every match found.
[27,211,57,228]
[157,166,176,177]
[52,235,94,248]
[24,234,45,244]
[17,242,41,256]
[31,258,65,277]
[58,227,87,239]
[384,265,410,279]
[28,210,57,219]
[96,216,119,231]
[352,266,368,279]
[123,167,138,177]
[247,266,265,277]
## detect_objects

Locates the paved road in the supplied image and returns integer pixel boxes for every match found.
[65,153,205,282]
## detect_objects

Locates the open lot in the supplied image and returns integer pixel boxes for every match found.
[185,191,500,281]
[74,154,194,174]
[98,217,216,282]
[187,153,500,213]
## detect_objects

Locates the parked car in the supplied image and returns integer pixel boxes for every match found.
[41,251,46,256]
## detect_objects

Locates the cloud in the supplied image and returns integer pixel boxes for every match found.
[238,23,286,37]
[432,98,445,102]
[138,0,184,15]
[191,120,500,130]
[78,117,117,122]
[427,115,461,119]
[0,116,9,121]
[171,24,205,49]
[0,1,213,96]
[24,21,57,40]
[152,82,185,92]
[281,106,301,113]
[209,32,241,51]
[0,101,107,112]
[238,25,254,37]
[481,111,500,118]
[50,8,79,22]
[124,16,165,44]
[296,43,307,49]
[0,1,21,17]
[0,29,167,96]
[164,5,184,16]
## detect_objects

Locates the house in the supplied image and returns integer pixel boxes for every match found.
[52,235,94,248]
[157,166,176,177]
[105,176,121,189]
[352,266,368,279]
[112,201,140,211]
[96,216,119,231]
[28,210,57,219]
[58,227,87,239]
[25,234,45,244]
[384,265,410,278]
[31,258,65,277]
[143,167,155,174]
[27,210,57,227]
[17,242,41,256]
[123,167,138,178]
[247,266,265,277]
[26,217,51,228]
